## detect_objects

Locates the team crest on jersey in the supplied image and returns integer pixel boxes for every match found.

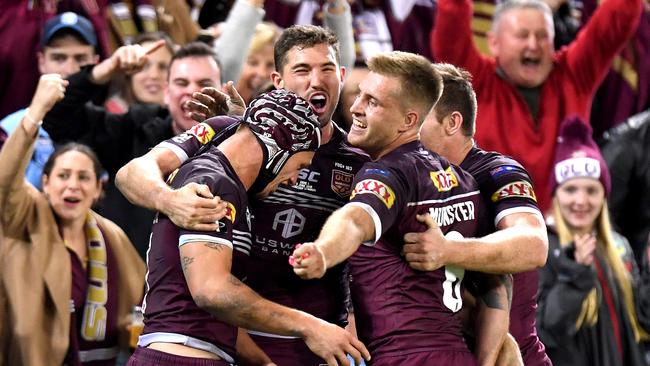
[331,169,354,197]
[491,181,537,202]
[224,202,236,223]
[351,179,395,208]
[430,167,459,192]
[189,122,216,145]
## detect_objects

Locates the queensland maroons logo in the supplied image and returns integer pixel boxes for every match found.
[331,169,354,197]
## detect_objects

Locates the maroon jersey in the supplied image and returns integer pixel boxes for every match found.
[460,146,551,366]
[161,121,369,331]
[246,125,368,329]
[138,146,252,363]
[347,141,485,362]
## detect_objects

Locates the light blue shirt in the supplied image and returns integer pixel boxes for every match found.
[0,108,55,190]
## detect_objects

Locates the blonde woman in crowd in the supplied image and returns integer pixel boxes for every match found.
[235,22,281,104]
[537,116,650,366]
[105,32,175,114]
[0,74,145,365]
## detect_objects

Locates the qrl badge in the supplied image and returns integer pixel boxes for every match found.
[431,167,458,192]
[331,169,354,197]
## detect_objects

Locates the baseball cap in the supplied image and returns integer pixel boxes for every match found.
[41,12,97,49]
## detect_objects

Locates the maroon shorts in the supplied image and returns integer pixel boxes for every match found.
[250,334,327,366]
[370,350,478,366]
[126,347,233,366]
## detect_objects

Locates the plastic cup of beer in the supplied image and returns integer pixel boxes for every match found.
[129,305,144,349]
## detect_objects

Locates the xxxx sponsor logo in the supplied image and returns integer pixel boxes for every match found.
[189,122,216,145]
[491,181,537,202]
[351,179,395,208]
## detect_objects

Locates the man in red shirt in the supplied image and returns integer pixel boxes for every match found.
[432,0,642,212]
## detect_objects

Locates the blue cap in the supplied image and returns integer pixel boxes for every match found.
[41,12,97,48]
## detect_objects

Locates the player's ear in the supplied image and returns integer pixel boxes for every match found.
[445,111,463,136]
[400,110,419,132]
[271,71,284,89]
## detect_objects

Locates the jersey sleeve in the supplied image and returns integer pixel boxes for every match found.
[348,164,406,244]
[169,158,243,250]
[484,161,542,226]
[157,116,240,164]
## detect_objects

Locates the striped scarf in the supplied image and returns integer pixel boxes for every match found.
[80,213,109,341]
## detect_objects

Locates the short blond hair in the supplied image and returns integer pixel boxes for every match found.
[249,22,281,55]
[367,51,442,126]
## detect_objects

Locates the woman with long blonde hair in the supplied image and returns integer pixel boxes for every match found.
[536,117,650,366]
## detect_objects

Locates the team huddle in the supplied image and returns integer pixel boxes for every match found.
[113,26,548,366]
[4,0,648,364]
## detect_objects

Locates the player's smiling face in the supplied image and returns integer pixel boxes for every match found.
[347,72,406,159]
[271,43,344,127]
[488,7,554,88]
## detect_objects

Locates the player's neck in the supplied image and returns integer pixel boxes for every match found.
[448,137,474,165]
[321,120,334,145]
[218,128,263,189]
[371,131,418,161]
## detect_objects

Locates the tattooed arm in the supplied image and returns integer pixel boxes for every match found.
[179,241,370,366]
[464,272,512,366]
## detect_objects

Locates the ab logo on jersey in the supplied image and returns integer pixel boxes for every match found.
[224,202,236,223]
[491,181,537,202]
[351,179,395,208]
[189,122,216,145]
[430,167,458,192]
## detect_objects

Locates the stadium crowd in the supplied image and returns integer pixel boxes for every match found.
[1,0,649,365]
